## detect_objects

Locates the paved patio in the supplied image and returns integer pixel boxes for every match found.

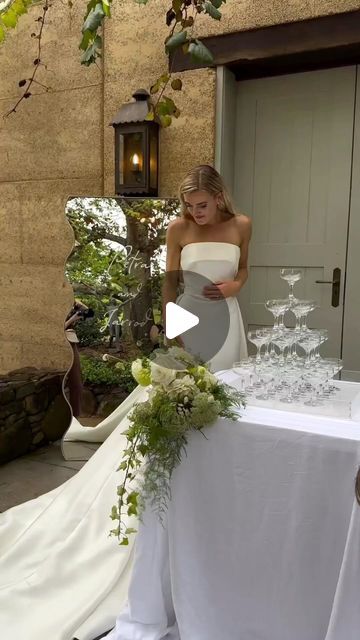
[0,417,101,513]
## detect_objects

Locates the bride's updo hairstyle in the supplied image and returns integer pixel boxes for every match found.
[179,164,236,220]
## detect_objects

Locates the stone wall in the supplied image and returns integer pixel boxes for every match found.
[0,368,70,464]
[1,0,360,373]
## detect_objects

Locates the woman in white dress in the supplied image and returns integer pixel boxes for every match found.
[0,165,251,640]
[62,165,251,456]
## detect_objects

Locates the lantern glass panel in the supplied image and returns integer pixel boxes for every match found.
[119,131,145,188]
[149,127,158,191]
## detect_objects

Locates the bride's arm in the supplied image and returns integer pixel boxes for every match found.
[162,219,183,335]
[234,215,252,292]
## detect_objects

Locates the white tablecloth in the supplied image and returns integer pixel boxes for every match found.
[108,402,360,640]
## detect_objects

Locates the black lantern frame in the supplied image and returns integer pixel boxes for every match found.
[111,90,159,197]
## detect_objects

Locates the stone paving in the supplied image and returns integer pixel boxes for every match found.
[0,440,85,512]
[0,417,101,513]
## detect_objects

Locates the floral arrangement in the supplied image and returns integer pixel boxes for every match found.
[109,346,246,545]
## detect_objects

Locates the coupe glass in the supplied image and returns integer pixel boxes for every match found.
[290,299,318,332]
[271,328,296,365]
[280,362,302,403]
[280,268,303,301]
[265,299,291,329]
[302,366,329,406]
[247,330,267,364]
[297,329,323,367]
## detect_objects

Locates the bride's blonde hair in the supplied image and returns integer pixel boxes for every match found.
[179,165,236,219]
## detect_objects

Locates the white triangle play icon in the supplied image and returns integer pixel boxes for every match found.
[165,302,199,340]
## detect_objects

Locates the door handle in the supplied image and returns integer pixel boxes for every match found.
[315,267,341,307]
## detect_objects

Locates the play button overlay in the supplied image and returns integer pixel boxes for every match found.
[162,269,231,367]
[165,303,199,340]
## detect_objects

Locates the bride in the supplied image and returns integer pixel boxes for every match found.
[0,165,251,640]
[63,164,251,454]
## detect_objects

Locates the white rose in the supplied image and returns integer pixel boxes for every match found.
[150,361,177,386]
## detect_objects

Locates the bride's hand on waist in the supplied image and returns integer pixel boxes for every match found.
[202,280,241,300]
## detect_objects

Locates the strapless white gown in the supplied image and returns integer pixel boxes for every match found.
[62,242,247,458]
[0,243,247,640]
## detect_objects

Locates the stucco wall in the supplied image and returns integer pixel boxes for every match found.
[0,0,359,373]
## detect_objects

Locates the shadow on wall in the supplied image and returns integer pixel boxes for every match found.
[0,196,179,465]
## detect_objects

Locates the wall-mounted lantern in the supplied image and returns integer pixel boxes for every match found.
[110,89,159,196]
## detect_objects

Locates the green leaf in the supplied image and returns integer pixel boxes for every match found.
[118,461,127,471]
[82,3,105,33]
[165,30,187,53]
[2,9,17,28]
[127,491,139,505]
[171,78,182,91]
[205,1,221,19]
[125,527,137,535]
[110,505,119,520]
[172,0,182,12]
[150,80,160,95]
[120,537,129,545]
[145,109,155,121]
[12,0,28,17]
[159,114,172,128]
[188,39,214,65]
[117,486,126,496]
[159,73,170,84]
[210,0,223,8]
[102,0,111,17]
[0,25,4,43]
[163,96,177,114]
[127,504,137,516]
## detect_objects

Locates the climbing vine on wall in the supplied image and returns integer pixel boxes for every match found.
[1,0,226,122]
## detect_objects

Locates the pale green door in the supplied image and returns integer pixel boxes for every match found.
[227,66,358,376]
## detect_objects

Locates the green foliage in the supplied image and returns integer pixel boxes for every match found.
[188,38,214,64]
[80,355,136,392]
[1,0,224,123]
[0,0,34,41]
[77,0,223,125]
[110,347,246,545]
[75,317,103,347]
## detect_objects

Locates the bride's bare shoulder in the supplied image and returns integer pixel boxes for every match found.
[234,213,252,237]
[166,217,189,240]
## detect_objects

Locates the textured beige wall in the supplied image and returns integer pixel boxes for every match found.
[0,0,359,372]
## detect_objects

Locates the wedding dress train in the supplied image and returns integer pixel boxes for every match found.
[0,242,247,640]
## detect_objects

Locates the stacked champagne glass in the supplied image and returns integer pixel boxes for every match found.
[233,269,342,407]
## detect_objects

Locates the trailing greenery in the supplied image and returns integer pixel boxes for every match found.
[109,346,245,545]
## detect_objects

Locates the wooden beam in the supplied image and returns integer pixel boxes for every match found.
[171,9,360,74]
